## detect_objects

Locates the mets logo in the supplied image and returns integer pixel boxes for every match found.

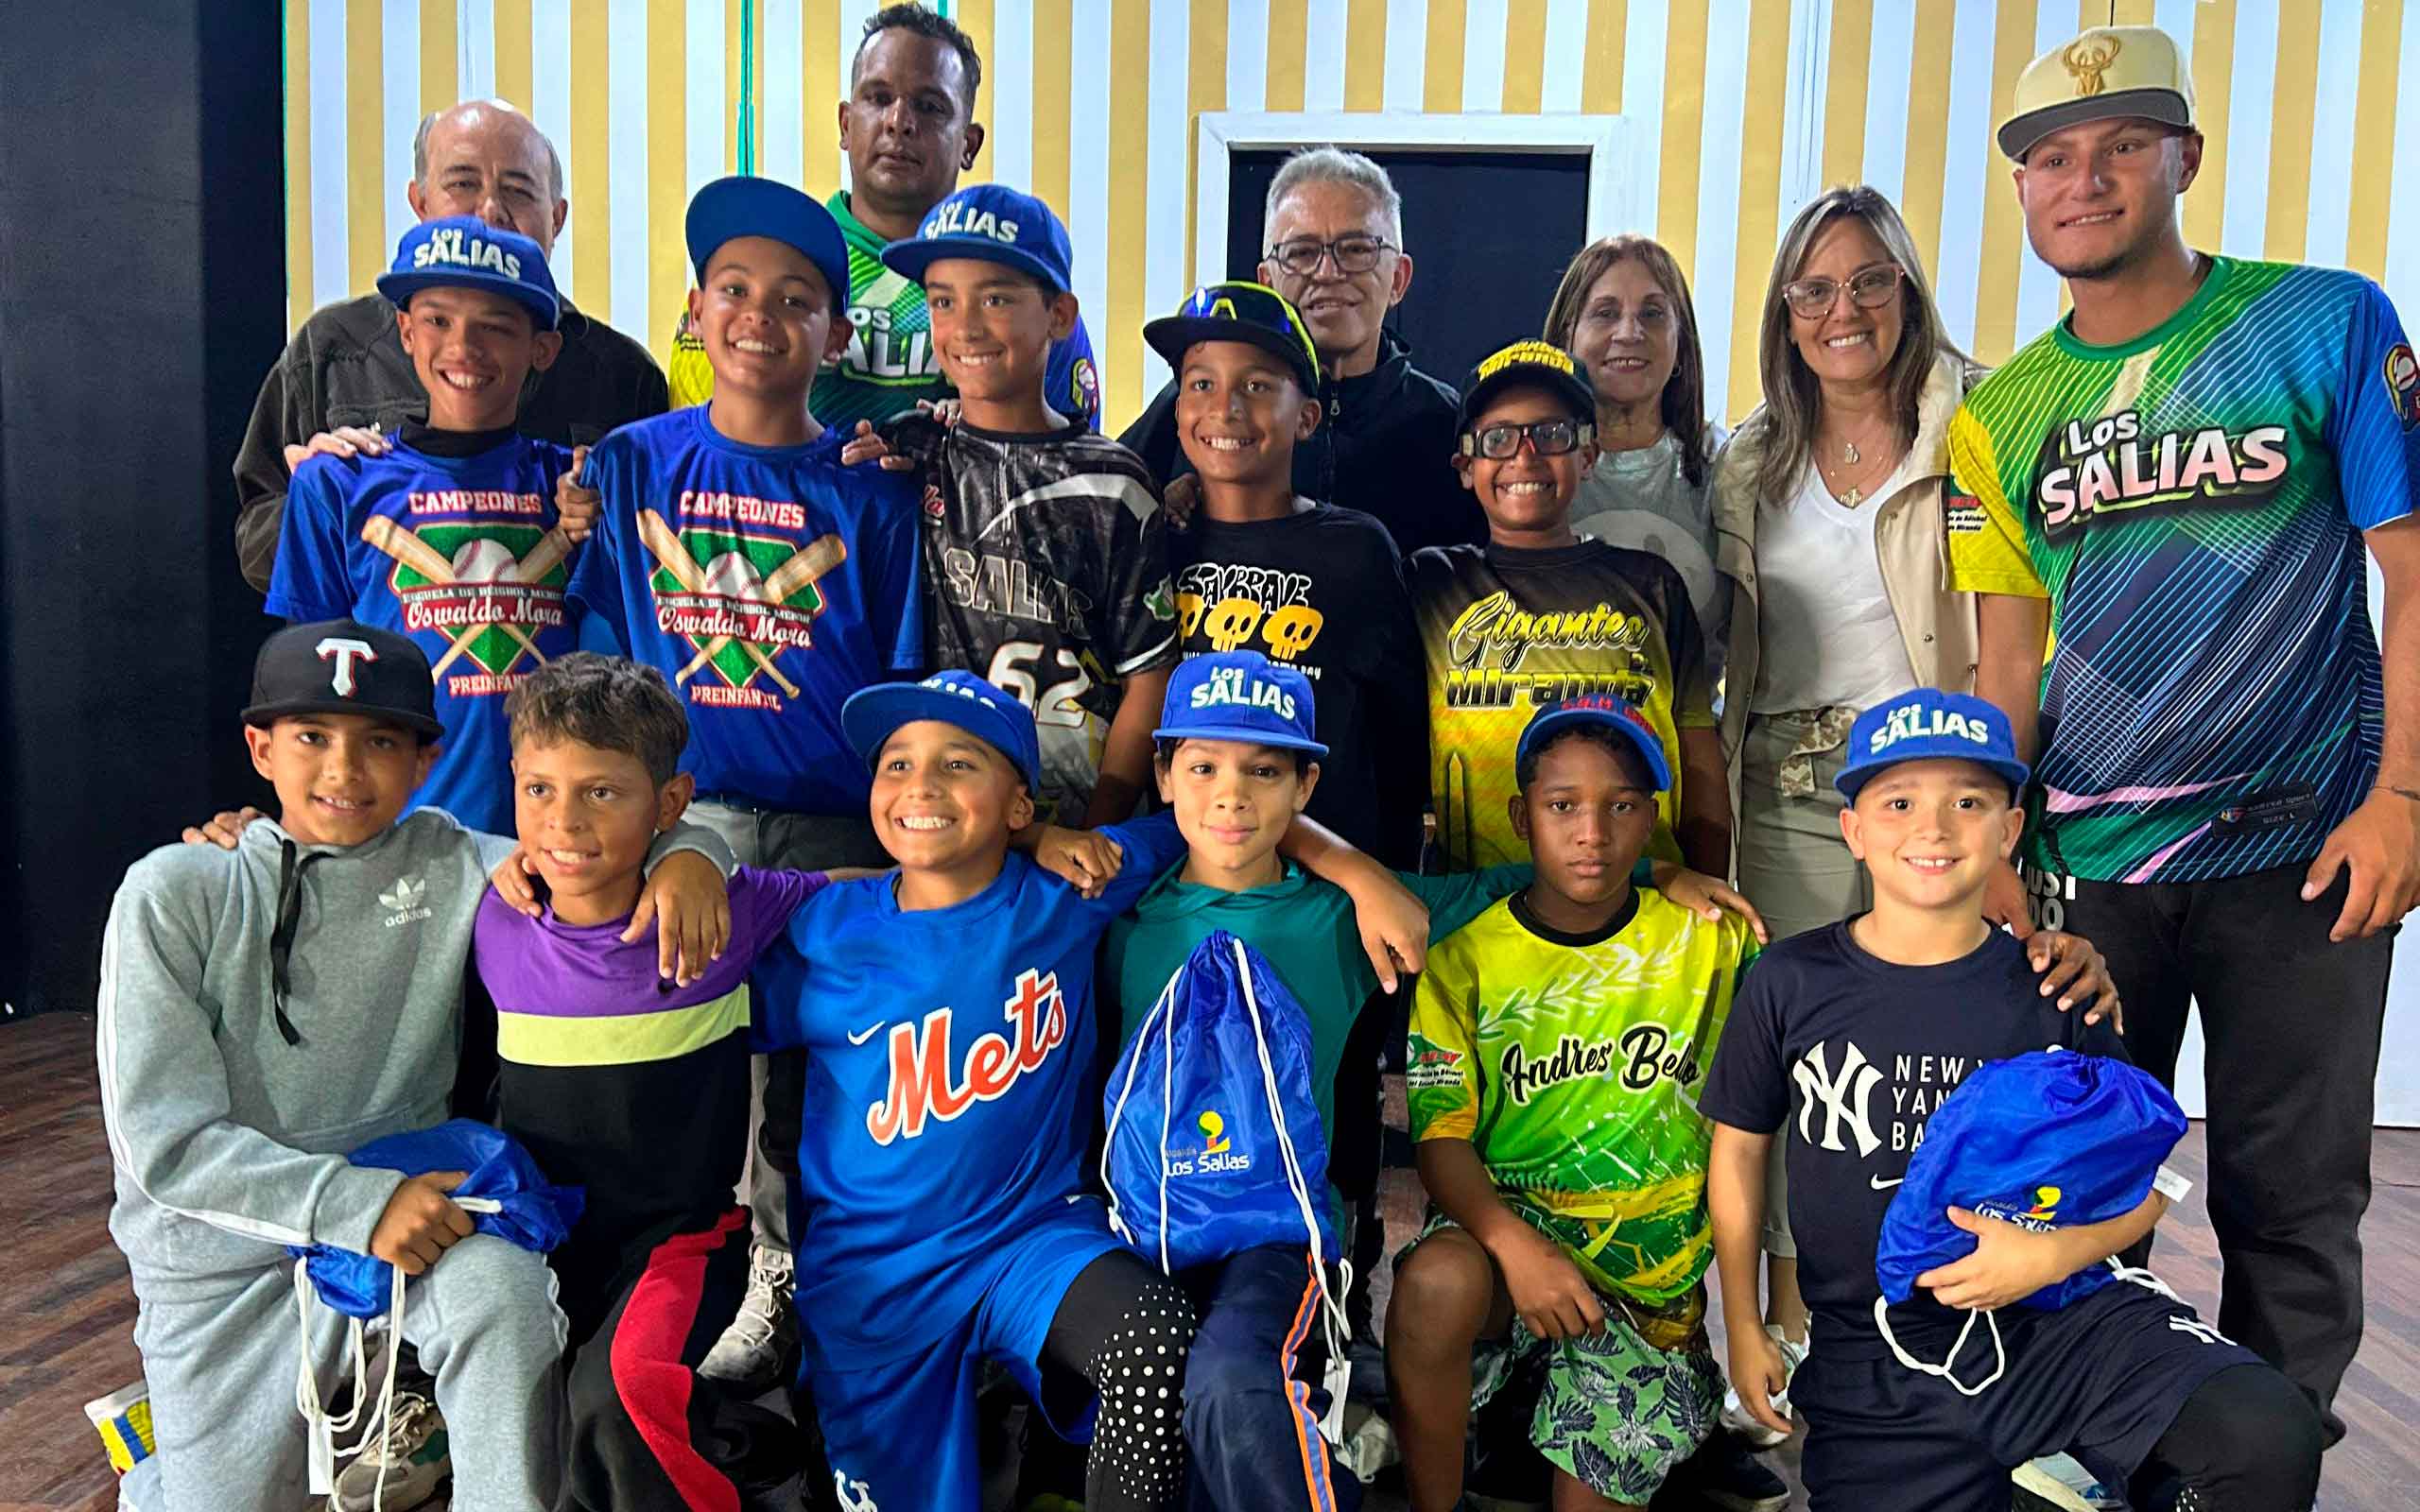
[864,969,1067,1145]
[2385,343,2420,428]
[2062,34,2121,96]
[1198,1110,1231,1154]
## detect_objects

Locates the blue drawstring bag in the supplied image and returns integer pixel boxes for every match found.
[1102,932,1353,1438]
[284,1120,582,1499]
[1874,1048,2187,1394]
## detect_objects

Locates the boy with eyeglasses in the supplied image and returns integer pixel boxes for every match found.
[1411,340,1732,880]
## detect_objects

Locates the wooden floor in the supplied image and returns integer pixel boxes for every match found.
[7,1009,2418,1510]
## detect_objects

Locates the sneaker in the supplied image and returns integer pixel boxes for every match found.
[328,1391,448,1512]
[1664,1432,1790,1512]
[2014,1453,2123,1510]
[699,1243,797,1390]
[1719,1326,1807,1449]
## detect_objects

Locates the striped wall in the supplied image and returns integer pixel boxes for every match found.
[283,0,2417,435]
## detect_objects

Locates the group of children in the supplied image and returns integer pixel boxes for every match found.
[102,156,2327,1512]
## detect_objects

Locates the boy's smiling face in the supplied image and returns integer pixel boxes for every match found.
[922,257,1075,418]
[395,286,561,432]
[1156,737,1318,890]
[1510,730,1655,923]
[688,236,850,400]
[870,719,1034,875]
[511,735,694,926]
[1841,758,2023,914]
[1454,384,1598,543]
[244,713,435,848]
[1172,340,1322,490]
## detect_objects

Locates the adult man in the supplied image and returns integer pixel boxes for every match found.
[665,4,1100,429]
[233,98,666,592]
[1950,25,2419,1446]
[1120,146,1478,556]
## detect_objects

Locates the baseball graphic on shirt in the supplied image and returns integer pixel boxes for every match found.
[700,549,772,605]
[449,536,520,583]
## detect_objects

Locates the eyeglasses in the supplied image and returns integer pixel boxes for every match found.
[1264,236,1396,277]
[1782,264,1905,319]
[1461,419,1593,459]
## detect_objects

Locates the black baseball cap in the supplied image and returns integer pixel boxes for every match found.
[1456,338,1597,441]
[1142,282,1322,391]
[242,620,445,742]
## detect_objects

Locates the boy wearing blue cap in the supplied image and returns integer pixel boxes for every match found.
[743,668,1430,1512]
[562,175,929,1385]
[1701,689,2318,1512]
[1388,696,1762,1512]
[268,216,583,833]
[873,183,1179,827]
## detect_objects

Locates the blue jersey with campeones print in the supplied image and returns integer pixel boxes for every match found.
[751,813,1188,1369]
[567,406,925,814]
[267,433,579,833]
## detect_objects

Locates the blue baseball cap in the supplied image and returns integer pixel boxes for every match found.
[879,183,1075,295]
[841,671,1043,792]
[1835,688,2031,800]
[1515,696,1670,792]
[376,216,560,331]
[1153,651,1328,757]
[684,176,851,313]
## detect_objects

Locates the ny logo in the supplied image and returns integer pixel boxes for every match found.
[1792,1040,1883,1157]
[316,637,379,696]
[2168,1314,2232,1347]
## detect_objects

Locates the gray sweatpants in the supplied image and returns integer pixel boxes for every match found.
[130,1234,566,1511]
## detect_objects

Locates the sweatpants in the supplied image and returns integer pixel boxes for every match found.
[130,1233,564,1511]
[561,1207,803,1511]
[2054,862,2395,1443]
[1177,1245,1359,1512]
[686,799,890,1257]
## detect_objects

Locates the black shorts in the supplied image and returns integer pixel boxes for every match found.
[1794,1278,2264,1512]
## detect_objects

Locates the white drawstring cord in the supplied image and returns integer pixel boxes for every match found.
[1873,1293,2006,1397]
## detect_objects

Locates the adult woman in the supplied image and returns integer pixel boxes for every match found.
[1710,184,1980,1366]
[1544,235,1729,661]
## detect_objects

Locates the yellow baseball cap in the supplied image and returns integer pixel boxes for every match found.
[1997,26,2196,161]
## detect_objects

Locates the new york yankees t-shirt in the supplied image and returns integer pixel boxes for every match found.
[1699,922,2124,1359]
[268,427,580,833]
[750,813,1188,1371]
[566,406,925,815]
[1173,504,1430,868]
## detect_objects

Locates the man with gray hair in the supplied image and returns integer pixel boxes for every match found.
[233,98,666,592]
[1120,145,1478,556]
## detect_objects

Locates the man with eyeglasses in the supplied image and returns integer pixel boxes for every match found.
[1120,146,1479,557]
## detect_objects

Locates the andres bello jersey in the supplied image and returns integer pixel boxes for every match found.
[565,406,925,815]
[665,191,1103,432]
[1410,541,1716,871]
[1946,257,2417,884]
[267,432,579,833]
[749,814,1188,1372]
[890,414,1178,824]
[1407,889,1759,1306]
[1699,923,2126,1359]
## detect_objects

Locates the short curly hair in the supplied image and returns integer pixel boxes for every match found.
[855,4,982,114]
[504,653,689,786]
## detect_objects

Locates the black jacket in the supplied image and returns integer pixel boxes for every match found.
[1119,330,1483,558]
[233,293,668,591]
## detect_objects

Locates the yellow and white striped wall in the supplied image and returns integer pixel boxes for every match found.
[283,0,2417,434]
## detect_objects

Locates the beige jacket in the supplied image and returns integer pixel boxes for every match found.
[1710,351,1981,770]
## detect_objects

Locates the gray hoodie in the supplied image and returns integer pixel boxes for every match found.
[98,808,729,1280]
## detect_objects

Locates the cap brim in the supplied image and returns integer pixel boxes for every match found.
[880,237,1068,294]
[1142,316,1320,389]
[1998,89,2193,160]
[1150,722,1330,759]
[1517,707,1670,791]
[1835,754,2031,800]
[375,270,560,331]
[241,698,445,743]
[841,683,1040,790]
[685,177,851,312]
[1458,366,1596,437]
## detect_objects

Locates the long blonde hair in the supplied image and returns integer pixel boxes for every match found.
[1749,186,1972,505]
[1543,234,1713,489]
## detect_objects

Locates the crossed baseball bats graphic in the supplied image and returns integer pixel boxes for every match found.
[360,516,571,677]
[637,509,849,700]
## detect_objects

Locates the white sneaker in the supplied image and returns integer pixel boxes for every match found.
[2014,1452,2124,1510]
[1720,1325,1808,1449]
[699,1244,796,1390]
[329,1391,448,1511]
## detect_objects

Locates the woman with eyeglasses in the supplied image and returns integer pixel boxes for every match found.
[1705,184,1984,1392]
[1545,236,1729,671]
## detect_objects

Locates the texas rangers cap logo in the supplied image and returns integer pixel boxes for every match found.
[317,637,378,697]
